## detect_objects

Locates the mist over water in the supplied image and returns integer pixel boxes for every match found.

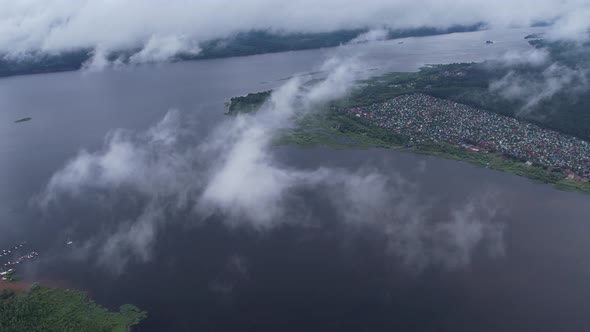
[2,28,590,331]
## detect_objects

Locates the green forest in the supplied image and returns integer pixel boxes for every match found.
[0,284,146,332]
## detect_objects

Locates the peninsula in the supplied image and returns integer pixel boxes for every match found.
[226,39,590,195]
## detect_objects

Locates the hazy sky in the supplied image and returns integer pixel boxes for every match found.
[1,0,589,57]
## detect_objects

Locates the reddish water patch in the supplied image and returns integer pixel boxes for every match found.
[0,279,32,293]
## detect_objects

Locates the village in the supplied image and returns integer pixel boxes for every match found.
[345,93,590,181]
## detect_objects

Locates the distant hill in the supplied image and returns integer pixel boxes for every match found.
[0,24,484,78]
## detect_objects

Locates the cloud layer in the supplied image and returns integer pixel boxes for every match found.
[1,0,590,59]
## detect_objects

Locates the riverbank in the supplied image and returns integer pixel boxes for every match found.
[406,144,590,195]
[275,122,590,196]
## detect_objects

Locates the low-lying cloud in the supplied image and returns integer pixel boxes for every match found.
[1,0,590,61]
[39,57,506,274]
[348,29,389,45]
[490,48,550,68]
[490,61,590,114]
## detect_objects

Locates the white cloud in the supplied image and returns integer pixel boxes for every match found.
[0,0,589,60]
[490,62,590,114]
[492,48,550,68]
[129,34,200,64]
[348,29,389,44]
[98,206,162,274]
[545,6,590,41]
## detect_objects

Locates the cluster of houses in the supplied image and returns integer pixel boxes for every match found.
[346,93,590,181]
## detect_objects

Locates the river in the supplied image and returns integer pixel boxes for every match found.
[3,27,590,332]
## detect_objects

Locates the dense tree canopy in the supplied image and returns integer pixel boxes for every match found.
[0,284,146,332]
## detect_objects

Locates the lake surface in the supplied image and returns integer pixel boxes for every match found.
[3,27,590,332]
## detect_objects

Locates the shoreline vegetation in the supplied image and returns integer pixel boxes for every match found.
[0,282,146,332]
[0,25,485,79]
[225,41,590,196]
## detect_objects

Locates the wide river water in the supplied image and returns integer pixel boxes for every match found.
[3,28,590,332]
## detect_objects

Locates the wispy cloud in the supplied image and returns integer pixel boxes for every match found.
[1,0,589,61]
[490,61,589,115]
[39,56,505,273]
[489,48,550,68]
[348,29,389,45]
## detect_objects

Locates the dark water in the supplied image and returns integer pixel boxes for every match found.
[4,28,590,332]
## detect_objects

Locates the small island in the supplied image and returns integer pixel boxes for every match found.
[225,91,271,115]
